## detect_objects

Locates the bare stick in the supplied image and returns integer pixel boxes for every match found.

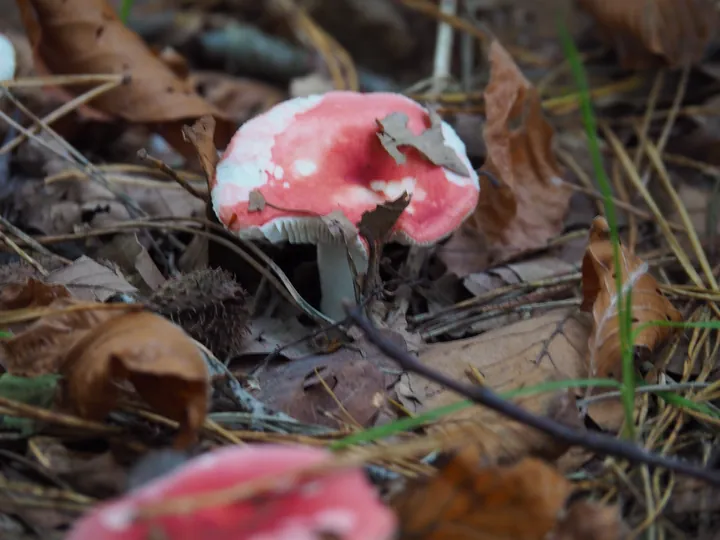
[137,149,208,203]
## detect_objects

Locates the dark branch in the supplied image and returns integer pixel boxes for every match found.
[343,303,720,486]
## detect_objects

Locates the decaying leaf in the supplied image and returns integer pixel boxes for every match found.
[254,348,388,429]
[577,0,715,69]
[182,114,220,183]
[394,453,567,539]
[358,192,412,243]
[376,110,472,177]
[15,0,233,149]
[189,71,286,124]
[248,190,266,212]
[46,256,138,302]
[397,309,590,462]
[581,216,682,379]
[60,311,209,448]
[0,281,129,376]
[27,436,126,498]
[0,277,71,310]
[472,41,571,263]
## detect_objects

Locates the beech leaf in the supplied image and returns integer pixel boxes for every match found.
[581,216,683,379]
[472,41,571,263]
[60,311,209,448]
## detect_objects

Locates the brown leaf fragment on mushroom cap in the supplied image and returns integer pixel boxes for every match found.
[471,40,571,263]
[358,192,411,244]
[248,190,266,212]
[376,110,472,177]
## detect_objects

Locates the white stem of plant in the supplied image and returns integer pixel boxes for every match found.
[316,242,367,322]
[431,0,457,95]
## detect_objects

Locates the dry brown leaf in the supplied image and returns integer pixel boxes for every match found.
[396,309,590,462]
[472,41,571,263]
[60,311,208,448]
[46,256,138,302]
[358,192,412,243]
[394,453,574,540]
[580,216,682,379]
[0,278,71,310]
[0,296,132,376]
[577,0,715,69]
[254,349,387,429]
[182,115,219,185]
[15,0,234,149]
[189,71,286,125]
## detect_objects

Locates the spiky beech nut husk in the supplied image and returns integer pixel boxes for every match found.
[147,268,250,359]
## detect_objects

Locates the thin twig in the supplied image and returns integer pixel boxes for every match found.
[344,304,720,486]
[0,228,49,276]
[137,149,208,202]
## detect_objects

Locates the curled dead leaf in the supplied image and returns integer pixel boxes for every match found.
[577,0,715,69]
[60,311,209,448]
[471,41,571,263]
[581,216,682,379]
[0,289,131,376]
[15,0,234,149]
[182,115,219,184]
[395,453,574,540]
[0,278,71,310]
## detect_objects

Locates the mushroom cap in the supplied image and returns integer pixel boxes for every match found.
[66,444,397,540]
[212,91,479,247]
[0,33,16,82]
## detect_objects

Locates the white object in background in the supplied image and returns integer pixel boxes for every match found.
[0,33,16,82]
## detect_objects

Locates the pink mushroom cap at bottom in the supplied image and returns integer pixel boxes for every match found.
[66,444,397,540]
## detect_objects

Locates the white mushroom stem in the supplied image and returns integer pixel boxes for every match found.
[316,242,367,322]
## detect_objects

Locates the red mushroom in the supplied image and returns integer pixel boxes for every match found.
[211,91,479,321]
[66,444,397,540]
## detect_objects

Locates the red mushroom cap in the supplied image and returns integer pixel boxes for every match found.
[212,91,479,245]
[66,444,397,540]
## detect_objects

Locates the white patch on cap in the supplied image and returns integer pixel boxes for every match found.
[314,508,357,534]
[370,176,416,199]
[293,159,318,177]
[99,503,135,531]
[439,121,479,190]
[333,186,383,207]
[212,94,323,216]
[193,452,219,470]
